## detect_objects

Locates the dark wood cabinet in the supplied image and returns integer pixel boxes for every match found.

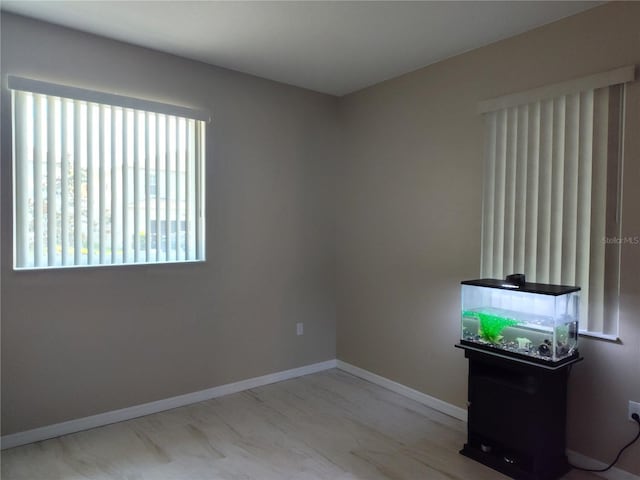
[457,345,581,480]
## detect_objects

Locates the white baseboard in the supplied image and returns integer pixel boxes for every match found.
[1,359,337,450]
[567,450,640,480]
[3,358,638,480]
[335,359,468,421]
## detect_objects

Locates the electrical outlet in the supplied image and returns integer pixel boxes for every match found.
[629,401,640,422]
[296,322,304,336]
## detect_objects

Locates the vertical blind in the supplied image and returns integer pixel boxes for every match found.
[11,79,206,269]
[480,79,627,336]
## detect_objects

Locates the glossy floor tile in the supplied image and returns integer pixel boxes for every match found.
[1,369,602,479]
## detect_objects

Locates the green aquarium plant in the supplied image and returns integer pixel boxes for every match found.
[463,311,521,344]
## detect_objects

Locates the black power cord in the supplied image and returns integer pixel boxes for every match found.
[569,412,640,473]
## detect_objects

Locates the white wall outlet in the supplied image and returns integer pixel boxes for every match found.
[296,322,304,336]
[629,401,640,422]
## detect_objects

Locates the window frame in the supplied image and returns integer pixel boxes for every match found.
[477,66,635,340]
[9,76,209,270]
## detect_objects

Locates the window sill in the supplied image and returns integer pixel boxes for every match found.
[578,330,619,342]
[13,259,206,273]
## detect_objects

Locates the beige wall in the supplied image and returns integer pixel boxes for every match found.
[336,2,640,474]
[0,13,338,435]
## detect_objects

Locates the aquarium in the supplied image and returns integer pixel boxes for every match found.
[460,276,580,365]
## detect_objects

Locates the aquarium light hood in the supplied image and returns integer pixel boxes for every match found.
[462,274,580,296]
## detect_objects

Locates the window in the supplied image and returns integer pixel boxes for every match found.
[478,66,635,338]
[10,76,207,269]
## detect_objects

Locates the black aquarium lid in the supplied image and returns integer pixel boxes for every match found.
[461,278,580,295]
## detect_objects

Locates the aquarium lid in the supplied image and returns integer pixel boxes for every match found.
[461,278,580,295]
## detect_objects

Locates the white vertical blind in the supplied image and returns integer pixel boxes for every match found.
[155,117,162,263]
[493,109,506,276]
[196,124,205,260]
[46,97,57,266]
[165,116,171,262]
[13,92,28,267]
[176,118,184,262]
[513,105,528,274]
[480,85,623,335]
[99,105,107,264]
[122,110,130,264]
[590,89,612,334]
[133,111,141,262]
[73,102,82,265]
[145,112,152,262]
[575,91,594,328]
[11,88,206,269]
[33,95,44,267]
[110,109,118,264]
[87,103,95,265]
[187,120,196,259]
[524,102,540,277]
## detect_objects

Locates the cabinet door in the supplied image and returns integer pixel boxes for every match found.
[469,370,540,452]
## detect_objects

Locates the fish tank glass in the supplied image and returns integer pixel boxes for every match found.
[460,276,580,365]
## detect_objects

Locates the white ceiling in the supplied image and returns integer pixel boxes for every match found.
[1,1,602,96]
